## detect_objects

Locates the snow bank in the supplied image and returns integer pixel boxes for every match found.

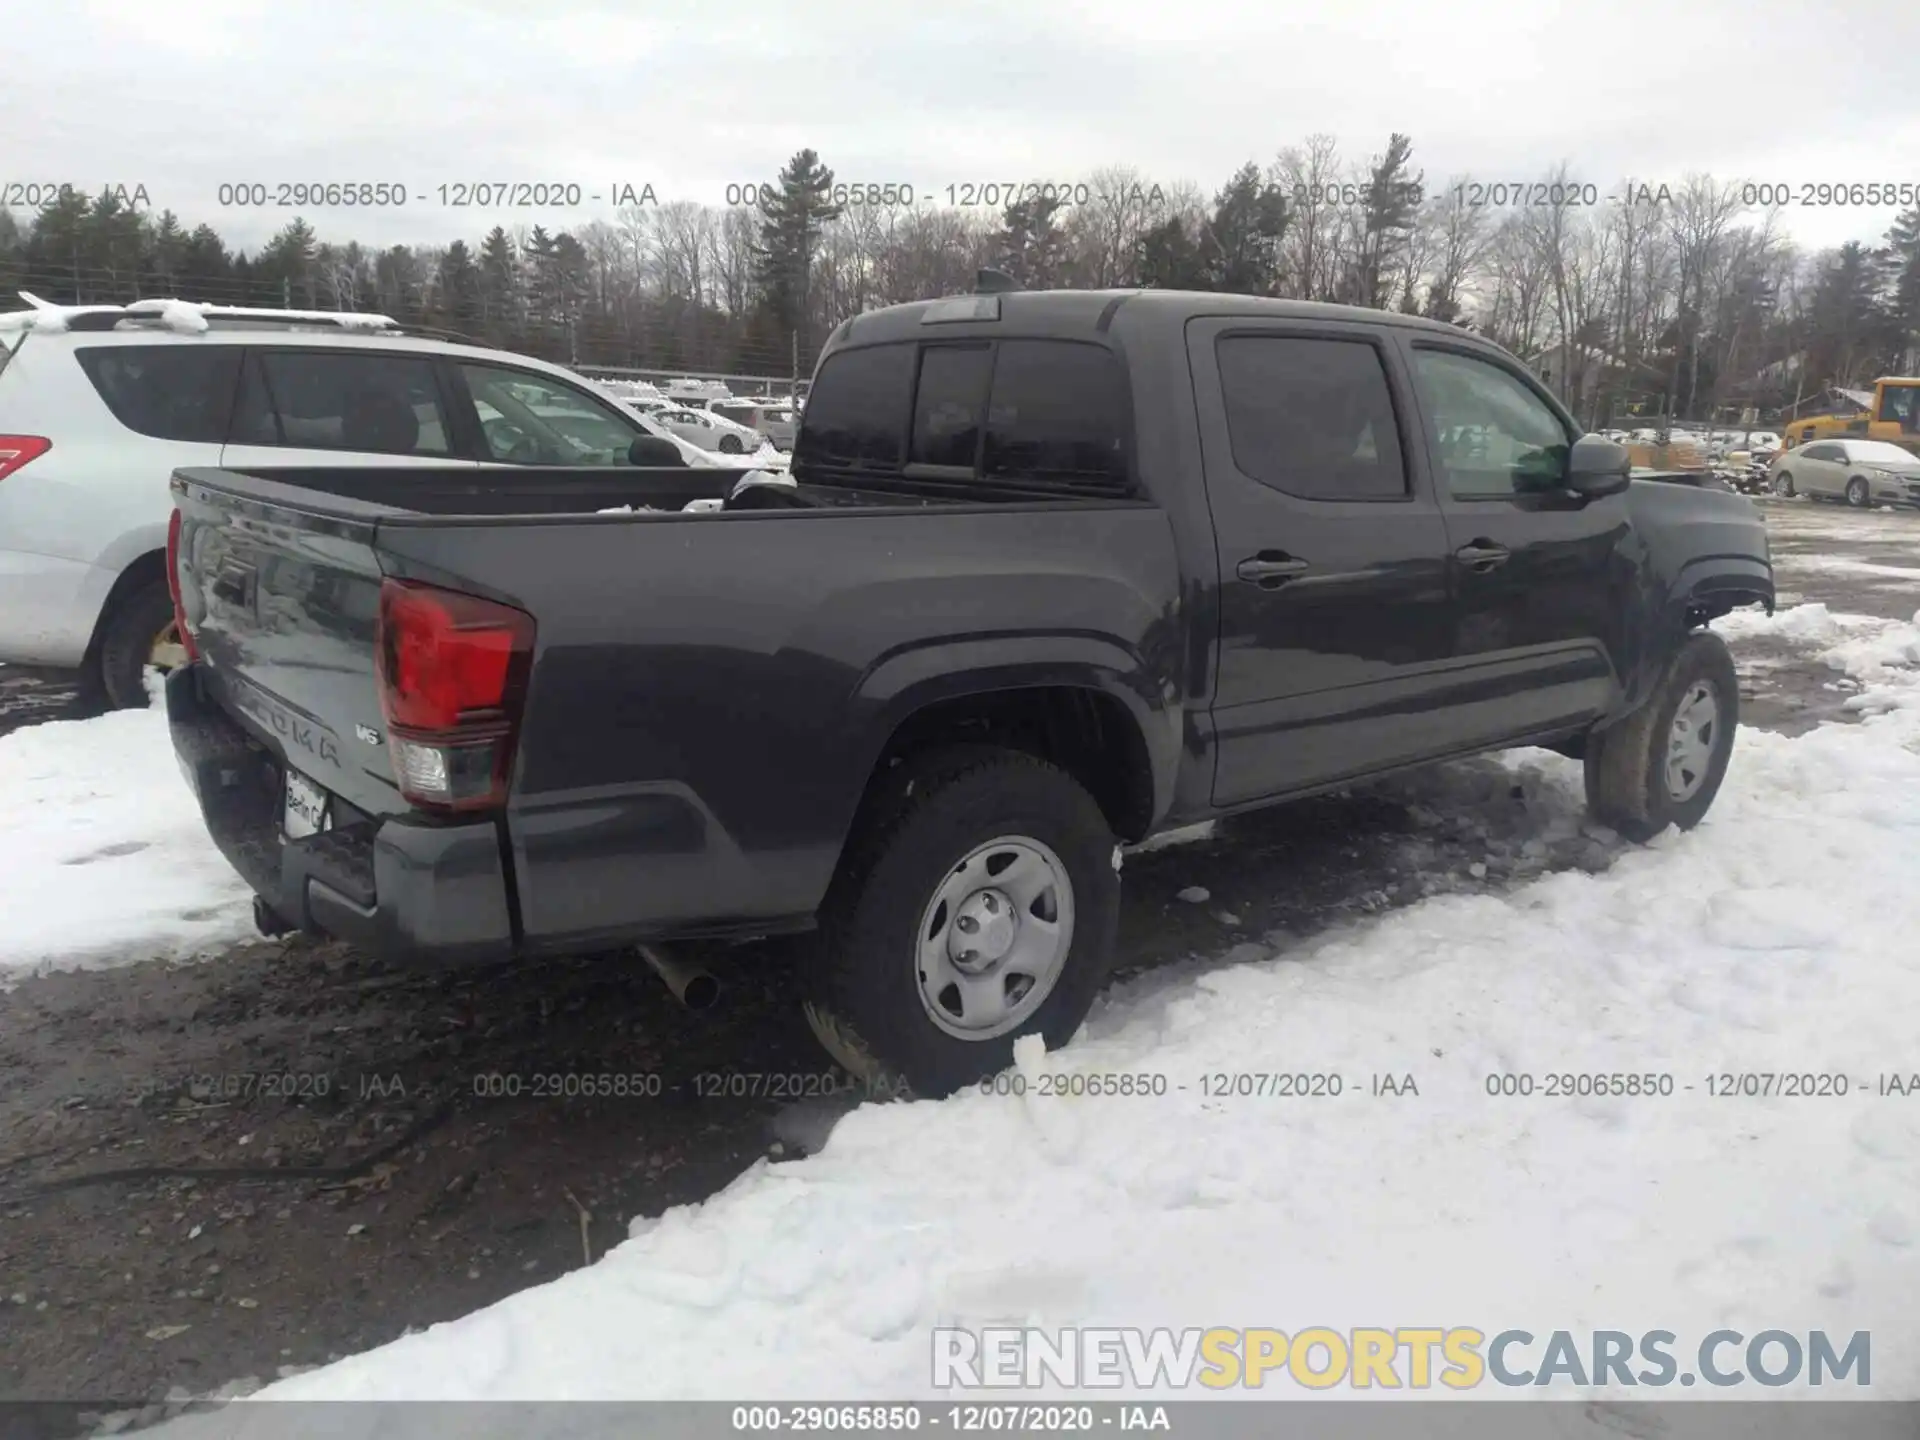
[0,677,255,978]
[205,626,1920,1405]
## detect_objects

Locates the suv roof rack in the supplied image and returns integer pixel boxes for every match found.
[10,291,401,334]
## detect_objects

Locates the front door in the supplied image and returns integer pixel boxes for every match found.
[1186,317,1455,807]
[1400,341,1628,747]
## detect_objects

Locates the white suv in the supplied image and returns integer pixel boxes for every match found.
[0,294,718,708]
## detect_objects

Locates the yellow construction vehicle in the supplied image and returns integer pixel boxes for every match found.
[1782,376,1920,453]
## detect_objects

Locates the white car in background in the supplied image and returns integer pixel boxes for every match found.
[1767,438,1920,507]
[0,291,742,707]
[609,402,729,467]
[653,404,786,463]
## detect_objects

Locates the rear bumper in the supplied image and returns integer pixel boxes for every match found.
[0,548,114,668]
[166,665,517,966]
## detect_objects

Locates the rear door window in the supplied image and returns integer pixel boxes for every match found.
[795,343,914,472]
[74,345,241,443]
[246,351,451,456]
[982,340,1128,491]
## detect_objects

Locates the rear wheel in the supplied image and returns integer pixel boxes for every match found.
[1846,476,1871,508]
[802,747,1120,1098]
[718,433,744,454]
[1584,630,1738,842]
[93,577,181,710]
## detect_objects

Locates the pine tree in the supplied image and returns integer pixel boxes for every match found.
[478,226,519,344]
[146,211,187,295]
[1346,133,1422,309]
[1885,205,1920,369]
[82,188,147,299]
[0,210,20,301]
[1136,216,1210,289]
[1806,242,1887,387]
[995,193,1068,287]
[22,187,92,301]
[257,218,319,306]
[436,240,483,334]
[1205,162,1288,294]
[753,149,842,358]
[178,225,232,299]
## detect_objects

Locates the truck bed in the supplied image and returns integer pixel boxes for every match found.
[167,463,1182,961]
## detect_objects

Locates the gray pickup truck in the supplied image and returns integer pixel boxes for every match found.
[166,286,1773,1094]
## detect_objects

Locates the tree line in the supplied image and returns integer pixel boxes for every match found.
[4,136,1918,426]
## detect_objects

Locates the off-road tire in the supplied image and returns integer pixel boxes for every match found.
[802,746,1120,1099]
[93,578,176,710]
[1584,629,1738,843]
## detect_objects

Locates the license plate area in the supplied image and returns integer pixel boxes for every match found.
[283,768,332,840]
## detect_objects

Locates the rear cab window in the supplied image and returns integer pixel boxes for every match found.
[797,336,1131,495]
[74,345,242,442]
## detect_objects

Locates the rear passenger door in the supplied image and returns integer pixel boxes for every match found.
[1401,341,1627,746]
[1796,442,1843,497]
[1185,318,1454,806]
[219,348,477,472]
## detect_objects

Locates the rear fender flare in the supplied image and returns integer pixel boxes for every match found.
[848,633,1181,830]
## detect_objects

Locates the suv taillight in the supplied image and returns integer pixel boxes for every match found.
[374,579,536,812]
[0,435,50,482]
[165,508,202,665]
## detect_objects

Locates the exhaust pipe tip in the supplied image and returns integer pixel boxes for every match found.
[678,972,720,1011]
[638,944,720,1011]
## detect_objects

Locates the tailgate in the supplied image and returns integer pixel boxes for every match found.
[172,473,401,823]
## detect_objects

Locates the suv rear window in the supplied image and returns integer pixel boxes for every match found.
[74,345,241,443]
[800,337,1130,494]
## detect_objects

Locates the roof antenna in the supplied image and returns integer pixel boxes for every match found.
[974,268,1019,295]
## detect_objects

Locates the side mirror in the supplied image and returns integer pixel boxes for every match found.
[628,434,687,467]
[1565,434,1631,497]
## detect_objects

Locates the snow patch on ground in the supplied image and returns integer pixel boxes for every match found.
[176,622,1920,1408]
[0,677,256,979]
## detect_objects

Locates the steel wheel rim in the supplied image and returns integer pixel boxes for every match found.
[1665,681,1720,802]
[915,835,1074,1041]
[150,621,190,672]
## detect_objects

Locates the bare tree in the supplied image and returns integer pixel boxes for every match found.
[1274,135,1341,300]
[1663,175,1749,418]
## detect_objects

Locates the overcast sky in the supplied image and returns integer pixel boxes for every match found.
[7,0,1918,257]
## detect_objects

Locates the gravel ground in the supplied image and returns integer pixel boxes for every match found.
[0,493,1915,1421]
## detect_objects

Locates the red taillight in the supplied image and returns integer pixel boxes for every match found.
[165,507,202,664]
[0,435,50,482]
[374,579,535,812]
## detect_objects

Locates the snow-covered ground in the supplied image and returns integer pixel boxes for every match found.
[8,609,1920,1414]
[0,676,255,978]
[107,605,1912,1411]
